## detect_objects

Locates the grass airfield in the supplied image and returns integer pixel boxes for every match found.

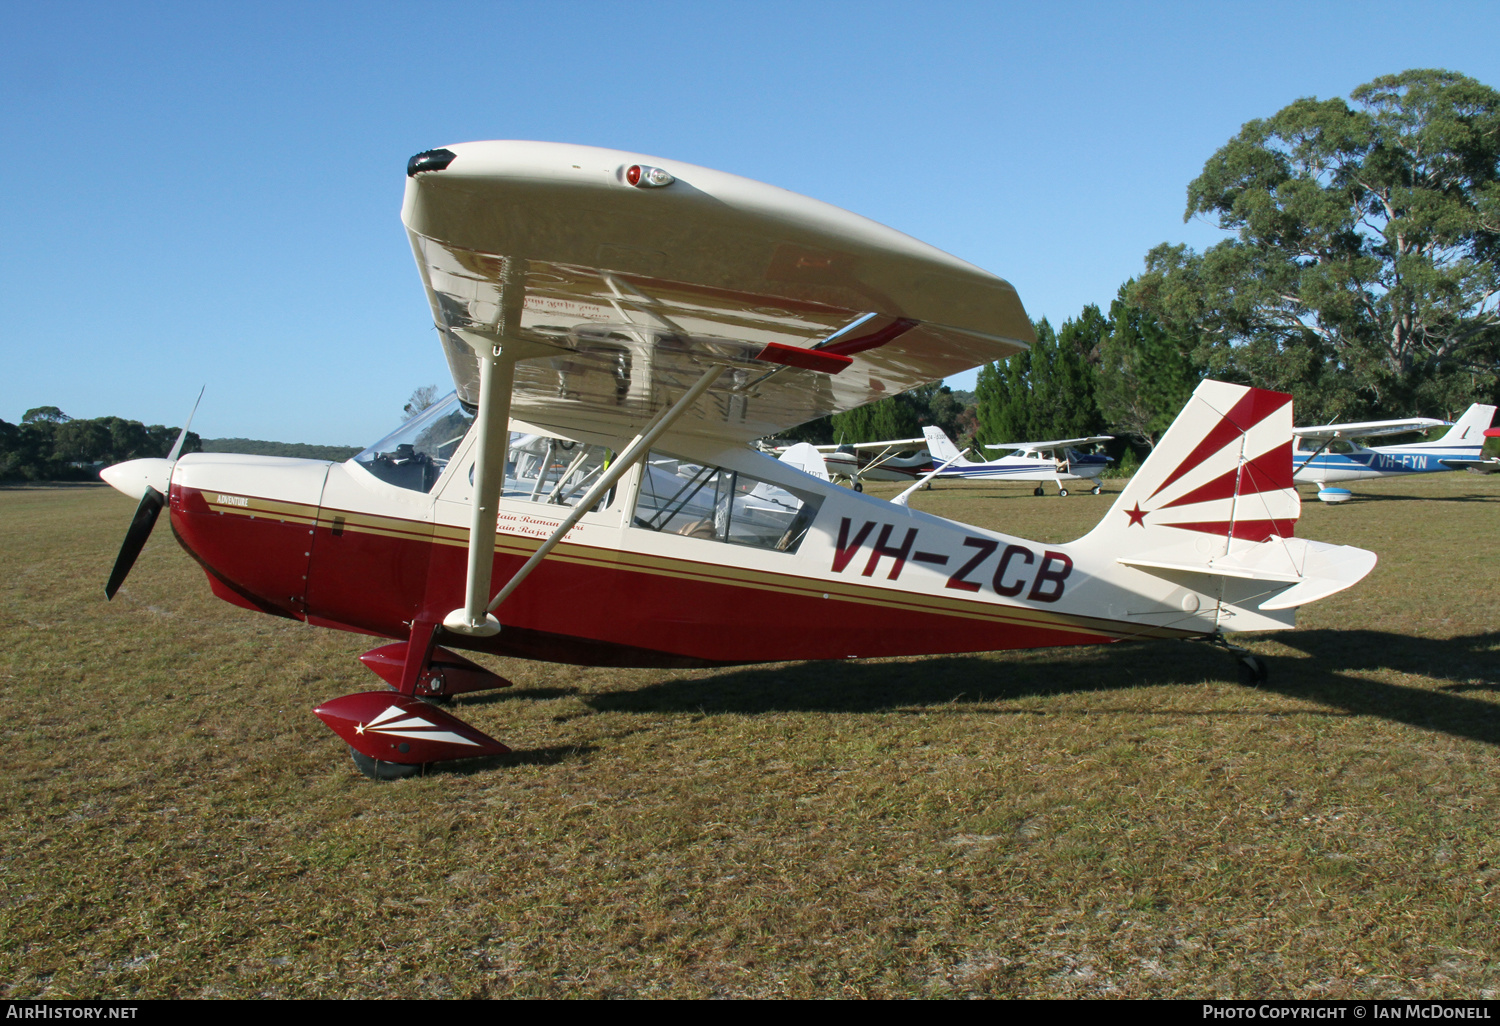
[1,474,1498,999]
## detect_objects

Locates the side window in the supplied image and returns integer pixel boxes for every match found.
[633,452,822,553]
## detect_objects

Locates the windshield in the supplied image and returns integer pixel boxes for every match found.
[355,393,475,492]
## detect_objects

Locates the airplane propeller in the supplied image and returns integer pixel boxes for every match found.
[102,387,204,600]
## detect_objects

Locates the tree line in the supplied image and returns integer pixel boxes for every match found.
[799,69,1500,457]
[0,407,201,482]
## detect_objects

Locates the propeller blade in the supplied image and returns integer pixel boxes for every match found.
[105,486,166,600]
[166,386,205,464]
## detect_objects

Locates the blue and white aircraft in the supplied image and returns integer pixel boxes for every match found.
[1293,403,1498,499]
[922,426,1114,496]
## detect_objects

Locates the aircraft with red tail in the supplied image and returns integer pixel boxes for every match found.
[100,142,1378,778]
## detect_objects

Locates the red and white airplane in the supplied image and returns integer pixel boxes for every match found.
[100,142,1378,778]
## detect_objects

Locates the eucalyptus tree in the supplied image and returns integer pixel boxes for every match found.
[1133,69,1500,420]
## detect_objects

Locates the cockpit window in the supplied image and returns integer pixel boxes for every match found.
[355,393,474,493]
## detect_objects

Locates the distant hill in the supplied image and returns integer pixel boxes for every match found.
[200,438,361,461]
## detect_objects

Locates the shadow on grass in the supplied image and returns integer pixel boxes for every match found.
[461,686,580,707]
[1265,629,1500,745]
[440,744,599,775]
[1313,490,1500,504]
[585,629,1500,746]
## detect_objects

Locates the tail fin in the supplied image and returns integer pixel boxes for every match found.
[776,442,830,481]
[1421,403,1497,450]
[1080,380,1374,628]
[922,426,968,466]
[1089,380,1299,551]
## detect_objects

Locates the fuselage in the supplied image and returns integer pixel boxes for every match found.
[108,381,1381,678]
[146,424,1276,671]
[1293,441,1484,484]
[823,446,933,482]
[934,450,1111,484]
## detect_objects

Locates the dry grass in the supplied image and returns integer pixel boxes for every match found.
[1,473,1498,998]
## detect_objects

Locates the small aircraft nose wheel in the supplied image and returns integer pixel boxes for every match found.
[1058,488,1069,497]
[853,482,863,492]
[1092,483,1102,495]
[1237,654,1269,687]
[1033,486,1044,497]
[349,746,425,781]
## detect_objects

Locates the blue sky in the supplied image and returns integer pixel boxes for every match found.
[3,1,1498,445]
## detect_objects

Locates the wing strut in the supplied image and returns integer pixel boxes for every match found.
[483,365,725,618]
[483,363,723,618]
[443,348,517,635]
[440,360,726,636]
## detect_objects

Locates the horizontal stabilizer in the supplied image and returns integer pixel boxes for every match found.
[1120,536,1377,611]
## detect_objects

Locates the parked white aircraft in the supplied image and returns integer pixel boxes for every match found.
[1293,404,1497,499]
[922,426,1114,495]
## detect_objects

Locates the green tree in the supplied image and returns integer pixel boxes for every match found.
[1135,69,1500,421]
[975,315,1103,446]
[828,390,924,443]
[1096,283,1201,447]
[781,383,970,447]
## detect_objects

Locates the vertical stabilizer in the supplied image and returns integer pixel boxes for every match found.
[1421,403,1497,450]
[1086,380,1298,554]
[921,426,969,466]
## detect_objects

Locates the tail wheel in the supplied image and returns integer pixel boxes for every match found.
[1237,655,1269,687]
[350,746,424,781]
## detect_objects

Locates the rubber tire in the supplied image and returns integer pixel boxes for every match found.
[350,746,424,781]
[1238,655,1269,687]
[1058,488,1069,497]
[1033,486,1044,497]
[853,482,863,492]
[1092,483,1102,495]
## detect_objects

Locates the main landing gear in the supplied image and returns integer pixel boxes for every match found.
[314,623,516,780]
